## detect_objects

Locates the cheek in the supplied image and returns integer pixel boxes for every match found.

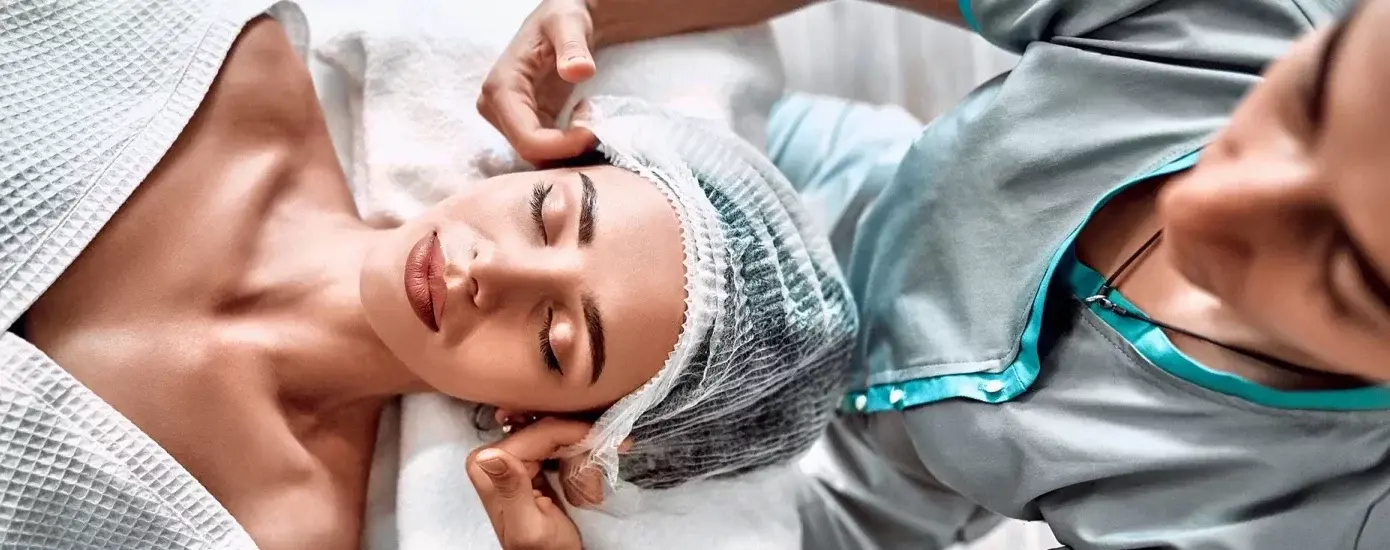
[411,323,537,402]
[360,224,430,356]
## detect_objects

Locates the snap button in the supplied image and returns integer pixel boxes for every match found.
[853,394,868,411]
[981,380,1005,394]
[888,388,905,406]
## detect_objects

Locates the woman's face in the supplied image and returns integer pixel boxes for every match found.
[1160,0,1390,381]
[360,165,686,413]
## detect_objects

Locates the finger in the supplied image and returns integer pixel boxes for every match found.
[496,95,597,163]
[481,75,596,163]
[536,495,559,514]
[554,436,636,508]
[537,496,584,550]
[569,100,593,130]
[558,456,606,508]
[494,417,595,462]
[466,449,550,540]
[534,470,566,504]
[521,458,542,482]
[541,11,595,83]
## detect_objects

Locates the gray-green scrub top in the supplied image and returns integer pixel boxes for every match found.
[767,0,1390,548]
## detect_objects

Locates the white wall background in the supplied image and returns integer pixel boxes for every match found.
[772,0,1018,120]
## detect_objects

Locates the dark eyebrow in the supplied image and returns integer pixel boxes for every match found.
[1309,3,1364,124]
[578,172,597,245]
[581,294,606,385]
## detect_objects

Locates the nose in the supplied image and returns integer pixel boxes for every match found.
[468,240,580,311]
[1161,142,1332,254]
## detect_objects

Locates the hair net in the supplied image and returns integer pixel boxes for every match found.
[569,96,858,496]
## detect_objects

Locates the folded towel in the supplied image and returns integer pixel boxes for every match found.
[309,2,799,549]
[312,0,536,224]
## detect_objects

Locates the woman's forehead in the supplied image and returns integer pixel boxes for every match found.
[565,164,686,397]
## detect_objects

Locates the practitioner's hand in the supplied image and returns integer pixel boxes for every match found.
[466,417,606,550]
[479,0,598,165]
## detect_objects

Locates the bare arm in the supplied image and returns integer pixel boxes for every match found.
[591,0,966,48]
[480,0,968,163]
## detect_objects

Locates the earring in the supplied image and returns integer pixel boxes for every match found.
[497,410,540,434]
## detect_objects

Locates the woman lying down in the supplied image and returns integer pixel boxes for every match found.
[0,1,855,549]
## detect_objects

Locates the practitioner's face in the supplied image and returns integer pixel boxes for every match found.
[1160,0,1390,381]
[360,164,686,413]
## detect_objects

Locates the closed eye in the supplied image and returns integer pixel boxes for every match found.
[539,308,563,374]
[1350,241,1390,312]
[530,183,552,244]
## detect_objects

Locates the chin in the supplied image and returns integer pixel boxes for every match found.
[358,226,420,358]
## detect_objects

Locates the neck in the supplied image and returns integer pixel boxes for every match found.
[226,210,429,413]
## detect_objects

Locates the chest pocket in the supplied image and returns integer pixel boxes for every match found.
[1358,492,1390,550]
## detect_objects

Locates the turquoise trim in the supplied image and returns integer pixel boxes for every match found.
[1067,241,1390,412]
[843,150,1204,414]
[958,0,981,33]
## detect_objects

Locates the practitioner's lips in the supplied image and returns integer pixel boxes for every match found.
[404,231,446,332]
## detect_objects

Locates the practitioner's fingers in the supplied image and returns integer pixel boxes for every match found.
[491,416,594,463]
[477,0,599,164]
[467,448,582,550]
[540,6,595,83]
[556,437,632,508]
[479,83,596,164]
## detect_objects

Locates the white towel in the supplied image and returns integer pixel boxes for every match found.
[307,2,800,549]
[311,0,537,224]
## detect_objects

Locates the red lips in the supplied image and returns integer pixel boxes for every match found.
[404,231,445,332]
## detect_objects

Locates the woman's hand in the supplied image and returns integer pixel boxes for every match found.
[466,417,609,550]
[478,0,599,165]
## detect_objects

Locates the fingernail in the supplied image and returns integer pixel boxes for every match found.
[479,457,507,477]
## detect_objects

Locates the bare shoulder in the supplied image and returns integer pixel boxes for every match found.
[196,16,322,146]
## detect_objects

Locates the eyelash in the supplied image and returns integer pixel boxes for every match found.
[1346,241,1390,311]
[539,308,562,374]
[530,183,552,244]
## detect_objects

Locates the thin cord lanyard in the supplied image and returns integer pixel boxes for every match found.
[1083,230,1338,381]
